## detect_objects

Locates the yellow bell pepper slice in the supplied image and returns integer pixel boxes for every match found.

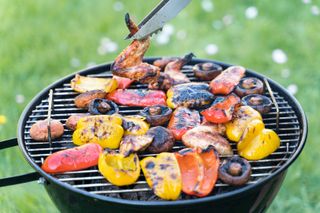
[98,151,140,186]
[140,152,182,200]
[71,74,118,93]
[237,119,280,160]
[122,116,149,135]
[73,115,124,149]
[225,106,262,142]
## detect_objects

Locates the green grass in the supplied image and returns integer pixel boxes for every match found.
[0,0,319,212]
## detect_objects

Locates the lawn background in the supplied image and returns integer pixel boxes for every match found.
[0,0,319,212]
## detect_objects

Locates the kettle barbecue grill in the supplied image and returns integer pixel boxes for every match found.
[0,58,307,213]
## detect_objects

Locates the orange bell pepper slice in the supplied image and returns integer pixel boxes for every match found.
[175,146,219,197]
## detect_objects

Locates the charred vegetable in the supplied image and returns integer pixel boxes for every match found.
[167,83,214,109]
[193,62,223,81]
[42,143,103,173]
[201,93,240,124]
[242,94,272,114]
[140,105,172,126]
[71,74,118,93]
[107,89,167,107]
[168,107,201,141]
[88,99,119,115]
[113,76,134,89]
[219,156,251,186]
[140,152,182,200]
[72,115,124,149]
[146,126,175,153]
[235,77,264,97]
[210,66,246,95]
[112,14,160,84]
[74,90,107,109]
[225,106,262,142]
[175,146,219,197]
[182,125,233,156]
[237,119,280,160]
[122,116,150,135]
[99,150,140,186]
[30,119,64,141]
[119,134,154,157]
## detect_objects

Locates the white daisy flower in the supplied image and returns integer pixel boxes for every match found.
[302,0,311,4]
[113,1,124,12]
[311,5,319,15]
[281,69,291,78]
[205,44,219,55]
[201,0,214,12]
[272,49,287,64]
[245,6,258,19]
[287,84,298,96]
[15,94,25,104]
[155,33,170,45]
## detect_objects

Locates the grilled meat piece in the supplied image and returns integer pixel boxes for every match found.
[168,107,201,140]
[167,83,214,109]
[182,125,233,156]
[107,89,166,107]
[119,134,154,157]
[112,13,160,84]
[210,66,246,95]
[74,90,107,109]
[30,119,64,141]
[153,57,179,70]
[65,114,89,130]
[149,54,194,90]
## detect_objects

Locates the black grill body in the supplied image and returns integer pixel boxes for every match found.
[11,58,307,213]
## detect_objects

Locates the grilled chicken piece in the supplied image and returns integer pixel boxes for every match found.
[74,90,107,109]
[112,13,160,84]
[210,66,246,95]
[153,57,179,70]
[119,134,154,157]
[182,125,233,156]
[149,53,194,90]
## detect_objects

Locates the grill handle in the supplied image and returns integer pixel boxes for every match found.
[0,138,41,187]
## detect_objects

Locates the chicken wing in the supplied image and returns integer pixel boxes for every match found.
[112,13,160,84]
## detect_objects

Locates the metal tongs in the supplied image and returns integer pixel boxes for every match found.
[126,0,191,40]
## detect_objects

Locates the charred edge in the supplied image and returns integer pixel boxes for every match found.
[178,148,193,155]
[182,53,196,65]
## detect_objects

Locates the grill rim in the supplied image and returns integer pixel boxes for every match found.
[17,58,308,207]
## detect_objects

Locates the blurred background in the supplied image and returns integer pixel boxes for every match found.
[0,0,319,212]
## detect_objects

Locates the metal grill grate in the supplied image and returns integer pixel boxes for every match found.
[22,64,301,200]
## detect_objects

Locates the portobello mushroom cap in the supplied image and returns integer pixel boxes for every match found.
[193,62,223,81]
[241,94,272,114]
[235,77,264,97]
[218,156,251,186]
[140,105,172,126]
[88,99,119,115]
[146,126,175,154]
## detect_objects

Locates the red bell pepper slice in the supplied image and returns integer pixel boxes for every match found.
[210,66,245,95]
[168,107,200,140]
[41,143,103,173]
[201,93,240,124]
[175,146,219,197]
[113,76,134,89]
[107,89,166,107]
